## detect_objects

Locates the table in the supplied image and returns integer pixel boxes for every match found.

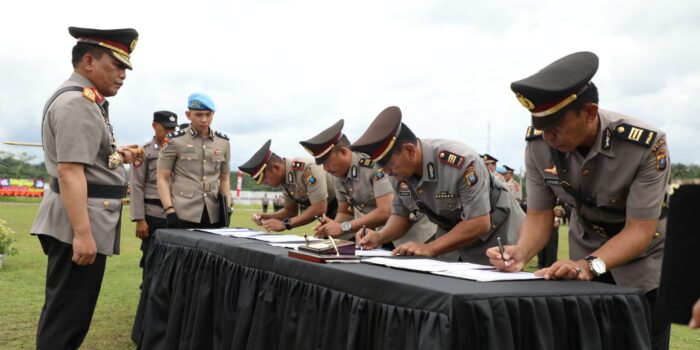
[132,229,652,350]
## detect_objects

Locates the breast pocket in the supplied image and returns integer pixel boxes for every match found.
[180,153,199,161]
[212,155,225,170]
[435,198,459,217]
[596,192,627,212]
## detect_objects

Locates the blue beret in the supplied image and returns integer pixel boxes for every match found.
[187,92,216,112]
[496,165,507,174]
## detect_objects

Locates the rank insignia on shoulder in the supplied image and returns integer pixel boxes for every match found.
[359,158,374,168]
[463,164,478,189]
[438,150,465,168]
[214,131,229,140]
[525,126,543,141]
[351,165,358,178]
[613,123,655,147]
[82,87,96,102]
[374,169,385,181]
[167,130,186,139]
[292,161,305,171]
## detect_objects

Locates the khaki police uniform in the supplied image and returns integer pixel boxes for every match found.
[506,178,522,202]
[158,126,230,224]
[525,109,669,292]
[282,157,337,217]
[131,138,166,220]
[391,139,524,264]
[32,72,126,256]
[335,152,436,245]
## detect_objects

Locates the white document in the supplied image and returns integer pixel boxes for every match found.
[362,257,451,272]
[252,234,321,243]
[355,249,394,257]
[194,228,261,236]
[268,243,301,250]
[433,269,544,282]
[229,231,267,238]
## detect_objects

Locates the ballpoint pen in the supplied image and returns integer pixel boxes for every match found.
[497,237,509,267]
[359,225,367,251]
[328,235,340,256]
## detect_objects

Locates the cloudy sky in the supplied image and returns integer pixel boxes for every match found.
[1,0,699,172]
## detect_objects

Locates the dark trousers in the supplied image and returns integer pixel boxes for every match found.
[178,205,220,229]
[36,235,106,350]
[262,203,269,213]
[536,227,559,268]
[139,215,167,272]
[594,273,670,350]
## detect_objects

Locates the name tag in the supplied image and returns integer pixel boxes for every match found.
[544,177,562,186]
[399,190,411,197]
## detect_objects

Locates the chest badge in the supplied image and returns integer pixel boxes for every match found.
[544,165,557,175]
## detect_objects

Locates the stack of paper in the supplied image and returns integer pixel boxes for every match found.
[362,257,542,282]
[252,234,321,243]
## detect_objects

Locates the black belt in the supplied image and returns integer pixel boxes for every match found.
[50,177,127,199]
[144,198,163,207]
[580,219,625,239]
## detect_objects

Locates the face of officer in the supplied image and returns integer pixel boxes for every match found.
[186,109,214,133]
[381,143,418,181]
[323,146,352,177]
[83,51,127,97]
[153,123,175,145]
[261,162,285,187]
[541,103,599,152]
[486,163,497,173]
[503,171,513,181]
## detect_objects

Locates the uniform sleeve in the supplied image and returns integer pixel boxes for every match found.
[306,164,329,204]
[627,136,670,220]
[221,140,231,175]
[457,160,491,220]
[52,96,103,165]
[391,191,411,217]
[372,169,394,198]
[283,189,296,206]
[130,156,147,221]
[158,139,178,171]
[524,143,557,211]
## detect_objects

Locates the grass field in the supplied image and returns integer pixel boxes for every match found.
[0,201,698,349]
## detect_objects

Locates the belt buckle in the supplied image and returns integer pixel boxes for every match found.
[592,224,608,238]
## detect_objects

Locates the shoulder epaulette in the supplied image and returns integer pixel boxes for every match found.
[167,130,186,139]
[612,123,655,147]
[358,158,374,168]
[525,126,543,141]
[82,87,96,103]
[214,130,229,140]
[437,150,465,168]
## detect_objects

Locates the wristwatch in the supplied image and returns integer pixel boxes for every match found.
[283,218,293,230]
[585,255,607,276]
[341,221,352,234]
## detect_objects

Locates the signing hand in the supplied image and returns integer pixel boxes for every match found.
[534,259,591,281]
[356,228,382,250]
[262,218,285,232]
[486,245,525,272]
[392,242,436,257]
[314,220,343,238]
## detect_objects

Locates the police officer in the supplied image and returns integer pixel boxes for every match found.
[130,111,177,272]
[482,153,505,183]
[486,51,670,349]
[30,26,139,350]
[353,106,524,264]
[239,139,337,231]
[300,119,436,243]
[157,93,232,228]
[502,165,522,202]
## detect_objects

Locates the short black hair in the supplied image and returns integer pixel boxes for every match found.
[377,123,417,167]
[71,43,108,68]
[559,82,599,115]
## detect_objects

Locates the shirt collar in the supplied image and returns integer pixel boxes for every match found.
[188,126,215,140]
[590,110,615,158]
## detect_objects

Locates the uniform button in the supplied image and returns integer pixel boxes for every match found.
[447,204,452,209]
[203,160,207,163]
[180,192,184,195]
[187,157,191,160]
[417,188,424,195]
[610,199,617,204]
[103,201,109,208]
[203,193,207,197]
[203,145,207,149]
[582,169,590,176]
[203,176,207,180]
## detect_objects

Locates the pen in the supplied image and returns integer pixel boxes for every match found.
[304,234,310,246]
[497,236,509,267]
[359,225,367,251]
[315,215,324,224]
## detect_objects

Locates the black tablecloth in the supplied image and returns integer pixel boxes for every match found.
[133,229,652,350]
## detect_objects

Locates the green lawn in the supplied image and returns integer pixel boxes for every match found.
[0,202,698,349]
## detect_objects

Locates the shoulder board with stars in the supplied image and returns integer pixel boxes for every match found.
[438,150,465,168]
[167,130,186,139]
[612,123,655,147]
[82,87,96,102]
[292,161,305,171]
[525,126,543,141]
[214,131,229,140]
[358,158,374,168]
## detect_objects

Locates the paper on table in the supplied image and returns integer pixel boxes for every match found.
[362,257,451,272]
[355,249,393,257]
[268,243,301,249]
[252,235,321,243]
[432,269,544,282]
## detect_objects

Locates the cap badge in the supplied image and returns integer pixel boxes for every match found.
[130,39,138,51]
[169,116,175,122]
[516,93,535,109]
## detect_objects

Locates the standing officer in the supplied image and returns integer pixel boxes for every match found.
[30,26,139,350]
[130,111,177,272]
[239,140,337,231]
[482,153,505,183]
[486,51,670,350]
[300,119,436,243]
[502,165,522,203]
[157,93,232,229]
[353,106,524,264]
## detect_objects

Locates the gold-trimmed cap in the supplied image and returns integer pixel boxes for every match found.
[350,106,403,165]
[481,153,498,164]
[510,51,599,130]
[300,119,345,165]
[69,27,138,69]
[239,139,273,184]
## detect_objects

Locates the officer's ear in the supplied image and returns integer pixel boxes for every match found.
[583,103,599,123]
[402,142,416,160]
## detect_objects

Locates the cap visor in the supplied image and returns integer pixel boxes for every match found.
[531,113,565,131]
[110,51,133,70]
